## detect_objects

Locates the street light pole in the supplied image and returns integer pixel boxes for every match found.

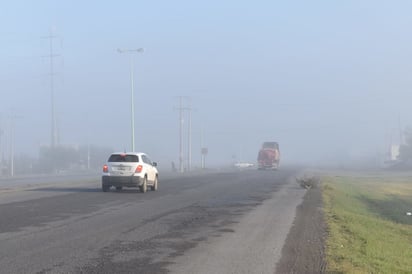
[117,48,144,152]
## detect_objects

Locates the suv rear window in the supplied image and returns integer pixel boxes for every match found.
[108,154,139,162]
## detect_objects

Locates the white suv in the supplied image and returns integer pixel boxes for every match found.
[101,152,158,193]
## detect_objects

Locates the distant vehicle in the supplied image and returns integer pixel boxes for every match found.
[257,142,280,170]
[234,162,255,169]
[101,152,158,193]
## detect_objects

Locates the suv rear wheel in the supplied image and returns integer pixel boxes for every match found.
[140,177,147,193]
[151,175,158,191]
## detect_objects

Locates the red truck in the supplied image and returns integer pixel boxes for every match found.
[257,142,280,170]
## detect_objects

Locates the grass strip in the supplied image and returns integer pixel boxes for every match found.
[322,174,412,273]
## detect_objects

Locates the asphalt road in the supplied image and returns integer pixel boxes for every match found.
[0,167,306,274]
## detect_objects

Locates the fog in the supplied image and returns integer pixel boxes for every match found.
[1,1,412,172]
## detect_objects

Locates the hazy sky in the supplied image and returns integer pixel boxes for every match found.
[1,1,412,167]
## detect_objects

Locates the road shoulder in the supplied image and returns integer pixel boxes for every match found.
[275,180,327,273]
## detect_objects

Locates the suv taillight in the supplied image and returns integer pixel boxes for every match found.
[103,164,109,173]
[135,165,143,173]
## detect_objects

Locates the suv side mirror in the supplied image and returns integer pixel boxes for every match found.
[152,162,157,167]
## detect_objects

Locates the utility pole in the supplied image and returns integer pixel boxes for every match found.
[187,98,192,172]
[188,108,192,171]
[201,127,204,169]
[200,128,208,169]
[10,118,15,176]
[398,114,403,145]
[42,28,60,148]
[0,115,3,176]
[9,114,22,177]
[87,142,90,170]
[179,97,184,173]
[175,96,193,173]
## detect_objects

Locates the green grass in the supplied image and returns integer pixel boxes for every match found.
[322,174,412,274]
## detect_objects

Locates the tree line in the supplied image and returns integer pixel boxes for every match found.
[2,145,113,175]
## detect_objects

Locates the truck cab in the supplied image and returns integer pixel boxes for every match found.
[257,142,280,170]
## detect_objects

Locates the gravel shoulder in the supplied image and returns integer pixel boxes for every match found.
[275,180,327,274]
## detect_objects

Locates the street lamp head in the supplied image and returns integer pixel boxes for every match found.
[117,48,124,53]
[137,48,144,53]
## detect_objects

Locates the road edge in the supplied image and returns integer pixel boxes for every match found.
[275,179,327,273]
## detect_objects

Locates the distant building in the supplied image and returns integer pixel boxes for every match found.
[388,144,400,161]
[383,144,401,168]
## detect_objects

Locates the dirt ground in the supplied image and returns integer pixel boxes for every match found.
[275,182,327,274]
